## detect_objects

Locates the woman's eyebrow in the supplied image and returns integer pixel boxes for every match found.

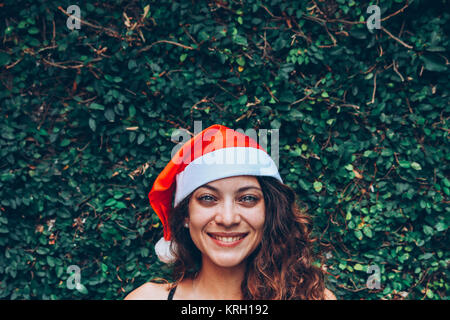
[200,184,262,193]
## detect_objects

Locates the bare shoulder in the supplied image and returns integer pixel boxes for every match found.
[324,288,337,300]
[124,282,171,300]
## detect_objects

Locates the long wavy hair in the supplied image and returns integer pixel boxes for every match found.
[165,176,326,299]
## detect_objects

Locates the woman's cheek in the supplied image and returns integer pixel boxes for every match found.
[187,208,212,249]
[248,204,266,231]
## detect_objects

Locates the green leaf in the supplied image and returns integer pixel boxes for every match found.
[270,119,281,129]
[421,54,447,72]
[435,222,446,232]
[89,118,96,132]
[46,256,55,267]
[363,226,373,238]
[198,31,209,41]
[128,105,136,118]
[113,192,124,199]
[128,60,137,69]
[238,95,248,105]
[236,56,245,66]
[313,181,323,192]
[354,230,363,240]
[0,52,11,66]
[104,109,115,122]
[76,283,89,295]
[354,263,364,271]
[226,77,241,85]
[411,162,422,170]
[443,178,450,188]
[137,133,145,145]
[350,29,367,40]
[234,34,248,46]
[115,201,127,209]
[89,103,105,110]
[419,252,434,260]
[423,225,434,235]
[326,118,335,125]
[36,247,50,255]
[140,247,150,257]
[28,27,39,35]
[60,139,71,147]
[398,160,410,168]
[105,198,117,207]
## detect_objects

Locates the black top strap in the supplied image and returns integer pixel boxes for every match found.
[167,286,177,300]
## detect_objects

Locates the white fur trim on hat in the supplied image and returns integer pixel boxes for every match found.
[174,147,282,207]
[154,237,177,264]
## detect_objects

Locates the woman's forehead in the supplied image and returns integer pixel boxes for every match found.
[198,175,261,191]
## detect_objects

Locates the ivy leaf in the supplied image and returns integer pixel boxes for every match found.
[104,109,115,122]
[398,160,410,168]
[88,118,96,132]
[76,283,88,295]
[421,54,447,72]
[354,263,364,271]
[60,139,71,147]
[28,27,39,34]
[313,181,323,192]
[411,162,422,170]
[236,56,245,66]
[137,133,145,145]
[0,52,11,66]
[89,103,105,111]
[363,226,373,238]
[105,198,116,207]
[346,212,352,220]
[115,201,127,209]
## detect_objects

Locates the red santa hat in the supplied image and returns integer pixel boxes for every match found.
[148,124,282,263]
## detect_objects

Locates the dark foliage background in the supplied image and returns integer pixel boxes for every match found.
[0,0,448,299]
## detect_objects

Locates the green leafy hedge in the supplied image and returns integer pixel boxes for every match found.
[0,0,448,299]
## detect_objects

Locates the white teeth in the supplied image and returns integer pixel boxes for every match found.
[210,235,245,243]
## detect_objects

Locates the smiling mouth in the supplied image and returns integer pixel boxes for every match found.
[207,232,249,243]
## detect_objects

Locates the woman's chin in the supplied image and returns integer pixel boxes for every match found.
[207,252,247,268]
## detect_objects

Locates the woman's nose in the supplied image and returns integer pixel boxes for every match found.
[214,200,241,226]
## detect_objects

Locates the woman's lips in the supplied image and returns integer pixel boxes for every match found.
[207,232,249,247]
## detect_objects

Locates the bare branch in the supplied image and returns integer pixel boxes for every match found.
[138,40,194,53]
[381,26,413,49]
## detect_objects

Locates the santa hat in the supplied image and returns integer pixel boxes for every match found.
[148,124,282,263]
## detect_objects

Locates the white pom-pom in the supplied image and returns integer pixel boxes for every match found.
[154,237,177,264]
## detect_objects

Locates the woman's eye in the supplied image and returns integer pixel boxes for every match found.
[198,194,259,203]
[199,195,215,202]
[240,195,258,203]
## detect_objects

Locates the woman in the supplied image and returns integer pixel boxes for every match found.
[125,124,336,300]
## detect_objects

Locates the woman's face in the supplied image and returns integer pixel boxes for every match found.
[187,175,265,268]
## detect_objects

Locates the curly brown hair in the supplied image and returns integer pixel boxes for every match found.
[166,176,326,299]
